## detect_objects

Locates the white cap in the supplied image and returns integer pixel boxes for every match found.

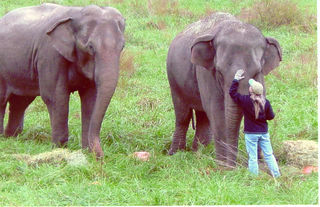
[248,79,263,95]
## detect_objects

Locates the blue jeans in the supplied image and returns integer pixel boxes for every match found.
[245,133,280,177]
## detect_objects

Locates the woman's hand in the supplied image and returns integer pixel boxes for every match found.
[234,69,245,81]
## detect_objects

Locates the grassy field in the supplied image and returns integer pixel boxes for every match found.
[0,0,318,205]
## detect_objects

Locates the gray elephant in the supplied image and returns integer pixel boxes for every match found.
[166,12,281,167]
[0,3,125,157]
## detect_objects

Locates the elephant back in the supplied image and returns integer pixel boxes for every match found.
[180,12,237,40]
[1,4,64,27]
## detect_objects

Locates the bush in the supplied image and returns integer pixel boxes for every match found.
[238,0,316,33]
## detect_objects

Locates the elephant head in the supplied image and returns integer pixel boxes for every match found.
[46,5,125,157]
[190,20,282,166]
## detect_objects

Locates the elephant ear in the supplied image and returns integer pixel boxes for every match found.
[46,18,75,62]
[191,34,215,70]
[262,37,282,75]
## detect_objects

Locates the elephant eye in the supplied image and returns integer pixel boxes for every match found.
[253,71,262,80]
[121,42,125,51]
[87,43,95,55]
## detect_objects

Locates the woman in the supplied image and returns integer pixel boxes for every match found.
[229,70,280,177]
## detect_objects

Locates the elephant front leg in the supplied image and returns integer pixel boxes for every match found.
[40,80,70,147]
[38,59,72,147]
[211,121,229,166]
[202,105,229,166]
[198,98,229,165]
[168,95,192,155]
[45,94,70,146]
[79,87,96,149]
[192,110,212,151]
[169,123,189,155]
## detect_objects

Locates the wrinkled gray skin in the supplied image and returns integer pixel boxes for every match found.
[166,13,282,167]
[0,4,125,157]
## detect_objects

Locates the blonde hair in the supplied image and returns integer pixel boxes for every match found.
[250,93,266,119]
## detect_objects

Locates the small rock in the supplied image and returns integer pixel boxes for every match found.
[133,151,150,161]
[302,166,318,174]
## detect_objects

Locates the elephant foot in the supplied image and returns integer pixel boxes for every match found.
[227,161,237,168]
[51,138,68,148]
[168,139,186,155]
[192,137,199,152]
[227,153,238,168]
[168,148,176,155]
[59,138,68,147]
[219,166,235,171]
[215,159,236,170]
[4,128,22,137]
[191,145,198,152]
[192,137,207,152]
[168,146,186,155]
[82,139,89,150]
[90,139,104,159]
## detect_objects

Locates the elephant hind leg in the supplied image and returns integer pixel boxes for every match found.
[168,96,192,155]
[192,110,212,151]
[5,95,35,137]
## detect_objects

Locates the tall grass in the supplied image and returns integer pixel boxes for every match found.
[238,0,317,33]
[0,0,318,205]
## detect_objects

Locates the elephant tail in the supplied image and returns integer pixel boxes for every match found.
[191,109,195,130]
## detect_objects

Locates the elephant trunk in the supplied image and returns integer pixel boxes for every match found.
[225,93,243,167]
[88,55,119,157]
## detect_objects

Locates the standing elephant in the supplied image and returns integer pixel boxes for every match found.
[0,3,125,157]
[166,12,281,167]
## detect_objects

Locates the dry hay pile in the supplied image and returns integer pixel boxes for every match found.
[13,148,88,167]
[281,140,318,167]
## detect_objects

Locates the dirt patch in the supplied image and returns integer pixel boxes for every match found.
[13,148,88,167]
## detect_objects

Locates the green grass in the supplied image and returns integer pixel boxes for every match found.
[0,0,318,205]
